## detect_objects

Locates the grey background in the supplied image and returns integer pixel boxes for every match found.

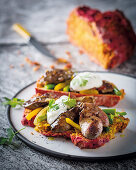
[0,0,136,169]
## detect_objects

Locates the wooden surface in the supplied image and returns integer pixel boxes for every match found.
[0,0,136,169]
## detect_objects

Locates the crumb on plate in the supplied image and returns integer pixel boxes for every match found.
[33,65,41,71]
[56,58,69,64]
[9,65,14,69]
[63,62,72,69]
[79,49,84,55]
[20,64,24,67]
[65,51,72,58]
[80,61,84,65]
[25,57,40,66]
[50,64,55,69]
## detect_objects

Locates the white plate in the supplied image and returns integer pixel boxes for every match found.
[7,72,136,160]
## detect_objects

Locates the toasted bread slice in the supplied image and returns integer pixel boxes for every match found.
[71,116,129,149]
[35,88,124,107]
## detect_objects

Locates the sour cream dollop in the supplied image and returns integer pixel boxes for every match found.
[70,72,102,91]
[47,95,69,125]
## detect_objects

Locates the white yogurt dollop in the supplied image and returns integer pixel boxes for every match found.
[47,96,69,125]
[70,72,102,91]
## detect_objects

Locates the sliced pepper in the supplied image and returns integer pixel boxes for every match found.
[54,80,70,91]
[66,118,81,130]
[34,107,48,125]
[43,124,50,127]
[26,107,43,120]
[79,89,99,95]
[63,85,70,92]
[34,126,39,132]
[44,84,55,90]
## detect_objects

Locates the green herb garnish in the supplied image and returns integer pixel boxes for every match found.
[48,96,76,111]
[72,73,92,87]
[113,87,122,96]
[0,127,25,147]
[103,109,127,124]
[52,104,59,110]
[48,99,59,111]
[80,79,88,87]
[48,99,55,108]
[62,97,76,108]
[2,97,25,108]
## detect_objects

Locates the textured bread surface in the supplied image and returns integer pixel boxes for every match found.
[22,107,129,149]
[71,116,129,149]
[67,6,136,69]
[35,88,121,107]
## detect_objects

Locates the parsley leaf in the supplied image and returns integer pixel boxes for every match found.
[7,128,15,144]
[80,79,88,87]
[50,104,59,111]
[0,127,25,147]
[48,96,76,112]
[0,137,8,145]
[62,97,76,108]
[7,128,14,138]
[2,97,25,108]
[72,73,91,87]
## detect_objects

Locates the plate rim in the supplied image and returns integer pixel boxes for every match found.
[7,71,136,161]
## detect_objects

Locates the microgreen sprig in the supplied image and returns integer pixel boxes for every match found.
[72,73,91,87]
[48,99,59,111]
[2,97,25,108]
[62,97,76,108]
[0,127,25,147]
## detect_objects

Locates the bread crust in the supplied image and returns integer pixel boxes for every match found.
[35,88,122,107]
[67,6,136,69]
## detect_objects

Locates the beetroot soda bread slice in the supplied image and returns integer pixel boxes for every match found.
[71,116,129,149]
[36,69,125,107]
[21,93,129,149]
[67,6,136,69]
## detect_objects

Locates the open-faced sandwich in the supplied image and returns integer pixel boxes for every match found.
[21,94,129,149]
[36,69,125,107]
